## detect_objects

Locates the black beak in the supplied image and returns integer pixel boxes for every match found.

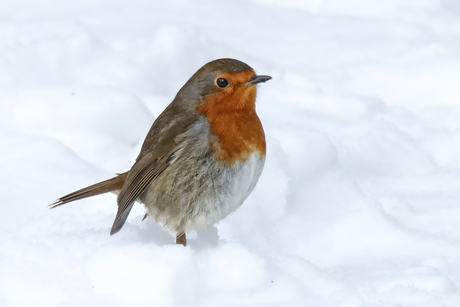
[247,75,272,86]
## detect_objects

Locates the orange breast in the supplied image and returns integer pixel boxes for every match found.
[196,72,266,165]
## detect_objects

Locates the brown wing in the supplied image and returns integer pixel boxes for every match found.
[109,100,200,235]
[110,151,174,235]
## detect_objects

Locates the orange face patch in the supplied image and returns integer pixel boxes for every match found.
[196,70,266,165]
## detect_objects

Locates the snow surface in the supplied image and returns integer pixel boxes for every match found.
[1,0,460,306]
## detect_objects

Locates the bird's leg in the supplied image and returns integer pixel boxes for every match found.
[176,233,186,246]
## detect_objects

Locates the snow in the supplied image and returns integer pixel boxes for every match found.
[1,0,460,306]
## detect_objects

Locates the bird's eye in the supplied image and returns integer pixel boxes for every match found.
[216,78,229,88]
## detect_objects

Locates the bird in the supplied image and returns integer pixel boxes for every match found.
[50,58,271,246]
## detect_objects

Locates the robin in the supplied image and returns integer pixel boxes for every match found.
[50,58,271,246]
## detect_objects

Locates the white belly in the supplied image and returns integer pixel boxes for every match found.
[140,119,265,234]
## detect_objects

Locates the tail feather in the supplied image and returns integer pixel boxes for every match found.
[50,172,128,208]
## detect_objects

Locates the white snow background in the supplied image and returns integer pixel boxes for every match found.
[1,0,460,306]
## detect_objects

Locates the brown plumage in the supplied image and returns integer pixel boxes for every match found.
[50,58,271,246]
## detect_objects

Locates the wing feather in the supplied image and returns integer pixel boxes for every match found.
[110,150,174,235]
